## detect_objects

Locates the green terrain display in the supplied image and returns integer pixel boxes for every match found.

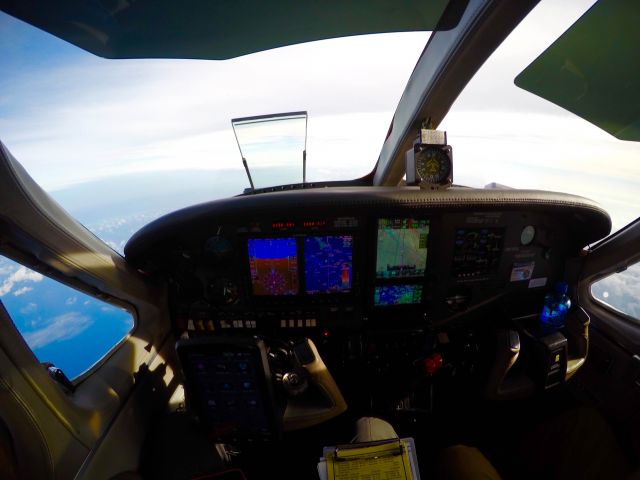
[376,218,429,279]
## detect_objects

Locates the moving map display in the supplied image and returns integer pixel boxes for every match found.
[304,235,353,294]
[248,238,298,295]
[374,285,423,306]
[376,218,429,279]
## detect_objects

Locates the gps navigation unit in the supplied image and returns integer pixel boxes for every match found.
[374,284,423,306]
[376,218,429,279]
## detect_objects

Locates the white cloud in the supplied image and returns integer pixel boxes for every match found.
[0,266,43,297]
[19,302,38,315]
[23,312,93,349]
[13,286,33,297]
[0,32,427,190]
[440,110,640,230]
[65,296,77,305]
[0,265,14,275]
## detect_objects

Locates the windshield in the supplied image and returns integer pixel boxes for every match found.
[0,12,428,251]
[439,0,639,232]
[1,0,639,249]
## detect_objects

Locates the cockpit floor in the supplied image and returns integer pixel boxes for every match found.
[140,386,635,479]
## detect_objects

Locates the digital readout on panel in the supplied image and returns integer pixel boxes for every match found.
[376,218,429,279]
[304,235,353,294]
[248,238,299,295]
[374,284,423,306]
[452,228,504,279]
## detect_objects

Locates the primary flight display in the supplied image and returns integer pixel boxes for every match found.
[248,238,299,295]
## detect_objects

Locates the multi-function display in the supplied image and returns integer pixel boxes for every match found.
[304,235,353,294]
[374,284,423,306]
[186,350,271,438]
[376,218,429,279]
[248,238,299,295]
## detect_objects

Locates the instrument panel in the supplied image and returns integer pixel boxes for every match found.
[123,187,610,412]
[242,217,430,305]
[124,187,611,337]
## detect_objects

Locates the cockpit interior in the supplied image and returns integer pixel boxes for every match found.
[0,0,639,479]
[120,186,617,478]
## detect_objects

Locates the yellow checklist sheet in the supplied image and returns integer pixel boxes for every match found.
[323,438,418,480]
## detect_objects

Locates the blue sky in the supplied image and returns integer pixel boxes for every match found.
[0,10,81,75]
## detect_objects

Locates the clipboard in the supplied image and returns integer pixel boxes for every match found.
[318,438,420,480]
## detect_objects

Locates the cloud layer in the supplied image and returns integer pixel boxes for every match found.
[0,266,43,297]
[591,263,640,320]
[0,26,427,190]
[23,311,93,349]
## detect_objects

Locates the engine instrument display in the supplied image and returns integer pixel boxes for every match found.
[376,218,429,279]
[248,238,299,295]
[452,228,504,279]
[304,235,353,294]
[374,284,423,306]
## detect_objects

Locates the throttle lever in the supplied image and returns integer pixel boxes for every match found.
[282,338,347,431]
[280,338,316,396]
[268,342,310,397]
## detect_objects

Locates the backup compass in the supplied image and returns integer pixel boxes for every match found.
[405,128,453,190]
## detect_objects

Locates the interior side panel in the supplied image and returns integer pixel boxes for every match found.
[75,335,182,479]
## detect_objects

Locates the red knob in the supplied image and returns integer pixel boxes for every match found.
[423,352,444,375]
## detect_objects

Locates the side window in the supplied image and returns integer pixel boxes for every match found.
[590,261,640,322]
[0,256,135,379]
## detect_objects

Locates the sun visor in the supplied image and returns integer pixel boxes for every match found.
[515,0,640,141]
[0,0,465,60]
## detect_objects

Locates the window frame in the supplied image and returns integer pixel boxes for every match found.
[589,264,640,326]
[0,250,138,383]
